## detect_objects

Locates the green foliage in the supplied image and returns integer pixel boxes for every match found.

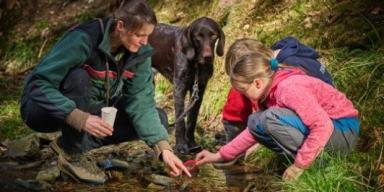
[326,48,384,149]
[153,0,218,24]
[0,100,31,140]
[0,79,32,140]
[245,146,288,171]
[245,0,384,49]
[281,152,378,192]
[35,20,50,31]
[196,131,217,152]
[2,40,39,73]
[154,77,172,97]
[78,11,100,22]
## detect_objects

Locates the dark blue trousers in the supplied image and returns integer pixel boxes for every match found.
[247,107,359,158]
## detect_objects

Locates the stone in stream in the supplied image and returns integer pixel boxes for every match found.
[146,183,166,190]
[145,173,175,186]
[0,145,7,156]
[5,134,40,158]
[35,166,60,182]
[36,132,60,143]
[15,178,52,191]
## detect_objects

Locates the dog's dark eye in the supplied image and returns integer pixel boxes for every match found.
[194,33,203,40]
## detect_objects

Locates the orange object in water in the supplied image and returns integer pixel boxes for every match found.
[183,159,199,174]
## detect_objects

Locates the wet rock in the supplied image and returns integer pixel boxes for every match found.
[0,145,7,156]
[147,183,165,190]
[40,147,55,160]
[0,161,19,168]
[179,181,192,191]
[15,178,52,191]
[36,132,60,143]
[145,174,175,186]
[1,138,11,148]
[35,166,60,182]
[5,134,40,158]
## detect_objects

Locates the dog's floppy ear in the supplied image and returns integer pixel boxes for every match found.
[181,26,195,60]
[215,26,225,57]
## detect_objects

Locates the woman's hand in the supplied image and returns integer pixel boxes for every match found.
[84,115,113,137]
[282,164,304,181]
[162,150,191,177]
[195,150,223,165]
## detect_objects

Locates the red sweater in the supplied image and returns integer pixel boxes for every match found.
[222,88,258,122]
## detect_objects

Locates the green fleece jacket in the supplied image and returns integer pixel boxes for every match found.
[22,18,169,150]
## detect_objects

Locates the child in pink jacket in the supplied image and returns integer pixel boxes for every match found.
[195,39,360,181]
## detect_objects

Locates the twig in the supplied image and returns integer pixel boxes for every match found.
[377,144,384,170]
[14,160,43,170]
[38,38,48,58]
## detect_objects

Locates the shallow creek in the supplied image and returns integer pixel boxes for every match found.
[0,133,278,191]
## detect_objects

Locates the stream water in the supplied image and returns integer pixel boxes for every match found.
[0,134,280,191]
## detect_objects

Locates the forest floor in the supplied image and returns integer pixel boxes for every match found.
[0,0,383,191]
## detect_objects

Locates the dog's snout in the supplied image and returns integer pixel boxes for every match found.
[202,51,213,58]
[197,47,213,63]
[202,46,213,58]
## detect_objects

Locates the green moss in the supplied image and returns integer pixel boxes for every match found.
[0,78,32,140]
[35,20,50,31]
[1,40,40,73]
[0,100,32,140]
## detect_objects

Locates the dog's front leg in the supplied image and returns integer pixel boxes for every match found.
[173,60,191,154]
[185,84,205,153]
[173,84,188,154]
[185,65,212,153]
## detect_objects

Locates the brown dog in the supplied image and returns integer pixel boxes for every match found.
[149,17,225,154]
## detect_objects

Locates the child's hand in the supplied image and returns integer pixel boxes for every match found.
[282,164,304,181]
[195,150,223,165]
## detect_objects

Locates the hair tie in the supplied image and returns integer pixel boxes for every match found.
[269,58,279,71]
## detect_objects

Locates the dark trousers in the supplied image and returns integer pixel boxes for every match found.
[223,120,246,143]
[20,68,168,155]
[247,107,359,158]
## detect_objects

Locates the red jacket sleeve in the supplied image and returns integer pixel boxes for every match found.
[222,88,259,122]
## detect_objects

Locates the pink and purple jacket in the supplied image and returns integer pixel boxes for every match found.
[219,68,359,168]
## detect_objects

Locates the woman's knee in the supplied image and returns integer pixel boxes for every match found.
[60,68,91,95]
[20,100,59,132]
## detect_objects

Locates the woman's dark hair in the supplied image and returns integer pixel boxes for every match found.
[110,0,157,32]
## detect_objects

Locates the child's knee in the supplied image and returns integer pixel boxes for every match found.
[247,108,284,133]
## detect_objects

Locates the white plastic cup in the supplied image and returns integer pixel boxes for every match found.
[101,107,118,127]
